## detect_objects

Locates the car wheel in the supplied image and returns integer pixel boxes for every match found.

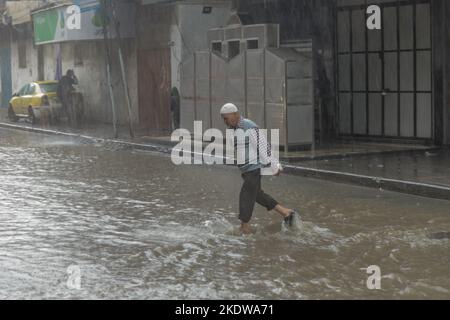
[28,107,36,125]
[8,105,19,122]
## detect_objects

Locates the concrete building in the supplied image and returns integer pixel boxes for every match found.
[136,0,232,134]
[233,0,450,147]
[0,1,47,110]
[1,1,43,111]
[1,0,233,134]
[31,0,139,126]
[0,0,139,126]
[2,0,449,148]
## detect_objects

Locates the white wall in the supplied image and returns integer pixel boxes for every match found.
[10,34,39,94]
[170,1,232,90]
[21,39,139,126]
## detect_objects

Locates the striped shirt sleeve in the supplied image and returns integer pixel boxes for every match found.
[248,128,281,175]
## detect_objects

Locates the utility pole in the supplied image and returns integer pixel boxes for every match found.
[100,0,118,139]
[111,0,135,138]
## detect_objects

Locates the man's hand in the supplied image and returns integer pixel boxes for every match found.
[273,163,283,176]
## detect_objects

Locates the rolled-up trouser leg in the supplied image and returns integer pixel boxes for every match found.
[239,169,279,223]
[256,187,278,212]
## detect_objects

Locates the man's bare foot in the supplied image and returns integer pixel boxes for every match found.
[240,223,254,235]
[274,204,293,218]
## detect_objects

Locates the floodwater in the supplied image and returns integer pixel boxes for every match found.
[1,127,450,300]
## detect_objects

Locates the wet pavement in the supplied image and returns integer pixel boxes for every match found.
[1,127,450,299]
[2,108,449,191]
[282,141,436,162]
[296,150,450,188]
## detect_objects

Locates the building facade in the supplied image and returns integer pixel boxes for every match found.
[234,0,450,146]
[1,0,449,146]
[136,0,232,134]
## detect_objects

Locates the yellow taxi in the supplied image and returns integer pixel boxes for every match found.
[8,81,62,124]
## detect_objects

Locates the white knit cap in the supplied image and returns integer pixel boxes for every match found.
[220,103,239,115]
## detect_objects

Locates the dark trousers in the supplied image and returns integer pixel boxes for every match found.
[239,169,279,223]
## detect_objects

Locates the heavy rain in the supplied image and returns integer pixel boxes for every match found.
[0,0,450,303]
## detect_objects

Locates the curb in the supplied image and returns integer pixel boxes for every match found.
[0,122,174,154]
[283,165,450,202]
[1,121,449,202]
[280,146,441,162]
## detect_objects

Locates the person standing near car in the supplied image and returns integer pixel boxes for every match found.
[57,69,78,115]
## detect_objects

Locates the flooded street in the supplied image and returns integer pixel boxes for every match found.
[1,127,450,300]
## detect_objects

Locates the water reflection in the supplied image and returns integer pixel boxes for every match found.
[1,128,450,299]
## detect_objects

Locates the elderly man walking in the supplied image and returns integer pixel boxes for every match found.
[220,103,298,234]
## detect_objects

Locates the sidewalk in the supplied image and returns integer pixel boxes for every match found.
[293,151,450,188]
[1,107,449,201]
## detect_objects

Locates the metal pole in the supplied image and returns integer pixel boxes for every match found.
[444,0,449,144]
[106,61,118,139]
[111,0,135,138]
[101,0,118,138]
[284,62,288,159]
